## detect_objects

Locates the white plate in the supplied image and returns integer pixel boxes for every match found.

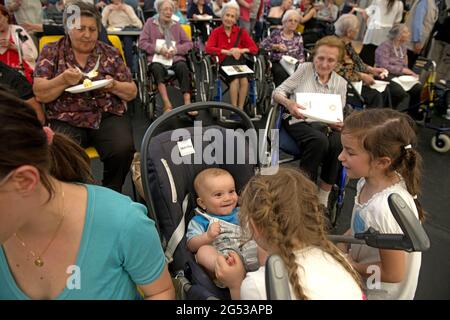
[397,75,418,83]
[107,27,122,32]
[65,79,113,94]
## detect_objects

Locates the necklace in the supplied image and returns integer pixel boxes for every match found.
[14,187,66,268]
[393,44,404,58]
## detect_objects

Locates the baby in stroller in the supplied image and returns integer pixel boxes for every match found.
[186,168,260,285]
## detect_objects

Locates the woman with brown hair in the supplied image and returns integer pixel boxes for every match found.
[0,91,174,300]
[215,166,364,300]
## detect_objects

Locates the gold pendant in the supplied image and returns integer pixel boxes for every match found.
[34,257,44,267]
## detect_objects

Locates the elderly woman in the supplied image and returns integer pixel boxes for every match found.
[261,9,305,86]
[139,0,193,113]
[0,5,37,83]
[375,24,423,119]
[33,1,137,193]
[267,0,293,27]
[334,14,388,109]
[205,2,258,111]
[102,0,143,70]
[273,36,346,208]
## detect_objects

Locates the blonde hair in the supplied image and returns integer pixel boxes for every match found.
[239,166,363,299]
[313,35,345,62]
[194,168,233,195]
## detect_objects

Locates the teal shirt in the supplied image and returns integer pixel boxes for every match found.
[0,184,166,300]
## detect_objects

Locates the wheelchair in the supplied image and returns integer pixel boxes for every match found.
[137,24,200,121]
[196,52,274,123]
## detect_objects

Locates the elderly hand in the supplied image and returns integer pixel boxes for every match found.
[62,67,83,86]
[287,100,307,120]
[372,67,388,79]
[329,120,343,131]
[413,42,423,55]
[103,75,117,91]
[229,47,242,61]
[215,251,246,290]
[402,68,418,78]
[274,43,288,52]
[360,73,375,86]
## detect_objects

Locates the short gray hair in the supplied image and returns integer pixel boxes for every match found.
[154,0,176,13]
[63,1,101,34]
[281,9,301,26]
[388,24,408,40]
[334,14,359,37]
[222,1,240,18]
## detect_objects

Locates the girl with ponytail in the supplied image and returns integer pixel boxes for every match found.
[0,91,174,300]
[215,166,364,300]
[338,108,423,300]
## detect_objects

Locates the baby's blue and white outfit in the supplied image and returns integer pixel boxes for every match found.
[186,207,259,272]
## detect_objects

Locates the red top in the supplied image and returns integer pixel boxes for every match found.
[0,34,34,83]
[205,25,258,63]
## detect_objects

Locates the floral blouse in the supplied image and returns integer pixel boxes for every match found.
[261,29,305,63]
[335,41,369,82]
[34,37,132,129]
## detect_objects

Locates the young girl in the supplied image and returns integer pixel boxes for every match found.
[338,108,423,300]
[215,166,364,300]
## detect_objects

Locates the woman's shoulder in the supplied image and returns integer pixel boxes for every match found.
[86,184,148,221]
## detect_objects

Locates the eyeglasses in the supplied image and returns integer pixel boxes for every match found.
[0,170,15,187]
[287,19,300,23]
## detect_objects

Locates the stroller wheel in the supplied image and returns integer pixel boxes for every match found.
[431,134,450,153]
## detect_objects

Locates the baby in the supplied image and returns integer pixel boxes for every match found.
[186,168,259,282]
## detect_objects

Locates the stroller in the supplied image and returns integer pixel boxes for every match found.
[266,193,431,299]
[140,102,261,299]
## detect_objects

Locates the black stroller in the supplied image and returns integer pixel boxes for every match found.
[140,102,261,299]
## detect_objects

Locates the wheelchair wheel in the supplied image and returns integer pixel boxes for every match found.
[431,134,450,153]
[327,167,348,227]
[145,73,157,121]
[254,55,266,104]
[199,56,214,102]
[261,81,275,116]
[137,52,149,109]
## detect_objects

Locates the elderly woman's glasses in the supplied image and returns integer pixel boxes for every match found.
[287,19,300,23]
[0,170,15,187]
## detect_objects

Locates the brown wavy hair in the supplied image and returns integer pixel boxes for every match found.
[0,90,93,200]
[239,166,363,299]
[342,108,424,221]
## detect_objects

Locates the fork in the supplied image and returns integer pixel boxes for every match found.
[70,55,101,79]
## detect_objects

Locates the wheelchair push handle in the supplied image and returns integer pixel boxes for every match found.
[328,193,430,253]
[265,254,292,300]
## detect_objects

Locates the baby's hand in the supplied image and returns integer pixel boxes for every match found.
[207,221,221,240]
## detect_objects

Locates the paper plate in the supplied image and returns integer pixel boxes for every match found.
[65,79,113,94]
[281,55,298,65]
[397,75,419,83]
